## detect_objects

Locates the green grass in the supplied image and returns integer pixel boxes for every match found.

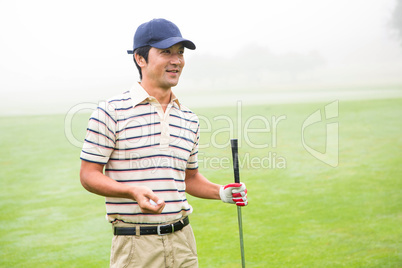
[1,98,401,267]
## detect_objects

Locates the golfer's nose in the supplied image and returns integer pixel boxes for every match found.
[170,54,183,65]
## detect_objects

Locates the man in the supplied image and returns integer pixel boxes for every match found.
[80,18,248,267]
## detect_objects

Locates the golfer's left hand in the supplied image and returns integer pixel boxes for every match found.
[220,182,248,206]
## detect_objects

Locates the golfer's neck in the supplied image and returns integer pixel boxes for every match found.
[140,81,172,112]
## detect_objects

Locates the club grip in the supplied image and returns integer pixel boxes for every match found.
[231,139,240,183]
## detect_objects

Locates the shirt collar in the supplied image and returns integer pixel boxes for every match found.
[170,92,181,109]
[129,82,181,109]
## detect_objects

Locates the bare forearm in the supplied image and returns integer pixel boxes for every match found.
[185,169,220,199]
[80,168,133,199]
[80,160,165,213]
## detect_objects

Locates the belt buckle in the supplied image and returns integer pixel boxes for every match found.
[157,223,174,236]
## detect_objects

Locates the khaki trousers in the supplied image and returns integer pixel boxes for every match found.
[110,224,198,268]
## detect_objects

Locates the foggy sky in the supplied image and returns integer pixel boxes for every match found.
[0,0,401,115]
[390,0,402,41]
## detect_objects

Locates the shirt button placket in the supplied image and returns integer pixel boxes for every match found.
[160,121,169,150]
[159,104,171,151]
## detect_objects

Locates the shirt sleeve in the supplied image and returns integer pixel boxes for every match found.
[80,101,117,164]
[186,122,199,170]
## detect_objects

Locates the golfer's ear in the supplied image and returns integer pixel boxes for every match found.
[134,53,146,67]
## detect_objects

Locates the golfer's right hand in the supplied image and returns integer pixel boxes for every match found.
[219,182,248,206]
[131,186,165,214]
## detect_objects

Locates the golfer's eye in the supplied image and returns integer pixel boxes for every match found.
[161,49,171,54]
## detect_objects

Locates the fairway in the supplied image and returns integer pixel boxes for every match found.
[0,98,401,267]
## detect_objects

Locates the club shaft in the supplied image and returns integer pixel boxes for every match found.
[237,206,245,268]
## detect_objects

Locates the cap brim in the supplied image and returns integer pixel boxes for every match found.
[127,37,196,54]
[151,37,196,50]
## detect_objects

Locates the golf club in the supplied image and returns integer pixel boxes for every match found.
[231,139,246,268]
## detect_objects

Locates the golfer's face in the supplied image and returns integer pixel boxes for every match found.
[144,43,185,90]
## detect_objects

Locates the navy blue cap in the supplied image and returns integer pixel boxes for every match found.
[127,18,196,54]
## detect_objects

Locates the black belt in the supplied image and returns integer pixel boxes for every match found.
[114,217,189,236]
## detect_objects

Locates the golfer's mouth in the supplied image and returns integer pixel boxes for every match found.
[166,69,180,73]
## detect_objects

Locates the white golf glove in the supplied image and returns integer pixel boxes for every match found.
[219,182,248,206]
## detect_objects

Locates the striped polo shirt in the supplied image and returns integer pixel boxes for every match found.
[80,82,199,224]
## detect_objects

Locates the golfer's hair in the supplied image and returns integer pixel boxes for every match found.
[133,46,151,80]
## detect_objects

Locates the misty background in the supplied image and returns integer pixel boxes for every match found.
[1,0,402,115]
